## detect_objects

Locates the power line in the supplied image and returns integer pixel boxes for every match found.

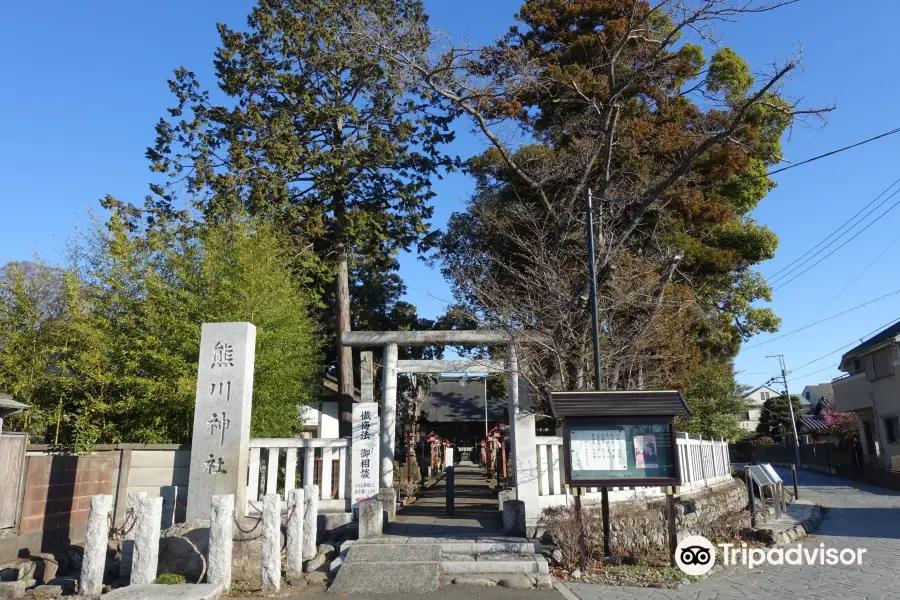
[612,126,900,202]
[767,174,900,281]
[743,286,900,350]
[773,187,900,290]
[790,363,841,381]
[810,231,900,319]
[787,315,900,373]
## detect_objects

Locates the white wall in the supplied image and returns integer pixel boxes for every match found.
[321,401,339,438]
[740,386,778,432]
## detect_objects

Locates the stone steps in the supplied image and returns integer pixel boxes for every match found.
[329,538,548,593]
[441,550,549,575]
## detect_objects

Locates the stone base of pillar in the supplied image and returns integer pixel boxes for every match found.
[376,488,397,523]
[358,499,383,539]
[502,500,526,537]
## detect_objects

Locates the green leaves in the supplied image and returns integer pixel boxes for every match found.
[0,207,322,445]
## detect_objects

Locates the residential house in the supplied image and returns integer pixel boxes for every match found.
[739,385,781,434]
[833,321,900,469]
[796,395,842,445]
[800,383,834,415]
[298,375,362,438]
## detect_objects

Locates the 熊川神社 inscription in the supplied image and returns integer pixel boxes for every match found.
[186,322,256,521]
[351,403,380,510]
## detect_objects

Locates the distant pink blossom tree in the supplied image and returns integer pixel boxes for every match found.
[822,409,858,440]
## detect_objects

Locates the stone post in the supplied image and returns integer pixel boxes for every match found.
[208,494,234,589]
[380,343,398,489]
[261,494,281,593]
[160,486,178,529]
[360,351,374,403]
[186,322,256,521]
[302,485,319,560]
[502,499,526,537]
[119,491,146,579]
[285,488,305,584]
[80,494,113,597]
[131,496,163,585]
[358,498,383,539]
[513,413,541,521]
[375,489,396,523]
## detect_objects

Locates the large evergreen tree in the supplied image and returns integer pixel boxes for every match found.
[363,0,827,402]
[147,0,454,434]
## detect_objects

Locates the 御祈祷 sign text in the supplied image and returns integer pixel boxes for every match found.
[351,402,380,509]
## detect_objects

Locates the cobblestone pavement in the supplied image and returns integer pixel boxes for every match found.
[565,467,900,600]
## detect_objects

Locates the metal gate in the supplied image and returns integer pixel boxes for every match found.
[0,432,27,529]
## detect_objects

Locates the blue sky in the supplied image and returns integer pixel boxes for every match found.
[2,1,898,394]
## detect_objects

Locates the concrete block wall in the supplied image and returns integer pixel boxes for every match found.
[15,454,117,555]
[125,448,190,523]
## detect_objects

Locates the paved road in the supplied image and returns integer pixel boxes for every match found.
[565,467,900,600]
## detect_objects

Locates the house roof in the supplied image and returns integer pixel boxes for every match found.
[0,393,29,415]
[841,320,900,362]
[805,383,834,404]
[798,416,827,433]
[318,375,362,402]
[742,385,779,399]
[419,376,514,423]
[549,390,691,418]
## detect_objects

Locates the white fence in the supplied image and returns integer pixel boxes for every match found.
[535,432,731,509]
[246,437,350,515]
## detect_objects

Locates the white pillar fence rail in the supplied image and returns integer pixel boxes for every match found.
[535,432,732,509]
[246,438,350,515]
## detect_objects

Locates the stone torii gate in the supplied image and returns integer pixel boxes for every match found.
[341,330,544,519]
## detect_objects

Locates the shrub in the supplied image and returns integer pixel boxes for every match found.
[155,573,187,585]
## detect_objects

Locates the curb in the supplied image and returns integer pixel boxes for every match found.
[768,505,824,547]
[554,581,582,600]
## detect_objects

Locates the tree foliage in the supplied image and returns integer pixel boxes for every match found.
[756,394,803,439]
[678,362,748,441]
[147,0,456,431]
[0,205,321,448]
[361,0,828,405]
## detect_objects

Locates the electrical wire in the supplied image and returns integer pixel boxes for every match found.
[773,187,900,290]
[767,174,900,281]
[787,315,900,373]
[742,286,900,350]
[610,126,900,202]
[810,231,900,319]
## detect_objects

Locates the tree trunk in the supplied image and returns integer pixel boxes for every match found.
[337,256,354,437]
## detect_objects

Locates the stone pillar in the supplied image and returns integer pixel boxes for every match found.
[208,494,234,589]
[261,494,281,593]
[352,403,380,510]
[506,344,519,485]
[497,489,516,512]
[187,322,256,522]
[80,494,113,597]
[376,489,396,523]
[285,488,305,583]
[502,500,526,537]
[513,413,540,521]
[380,343,398,489]
[358,498,383,539]
[131,496,163,585]
[161,486,177,529]
[119,491,146,579]
[302,485,319,560]
[360,351,375,403]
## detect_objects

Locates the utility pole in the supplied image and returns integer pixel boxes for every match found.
[768,354,801,498]
[585,189,612,558]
